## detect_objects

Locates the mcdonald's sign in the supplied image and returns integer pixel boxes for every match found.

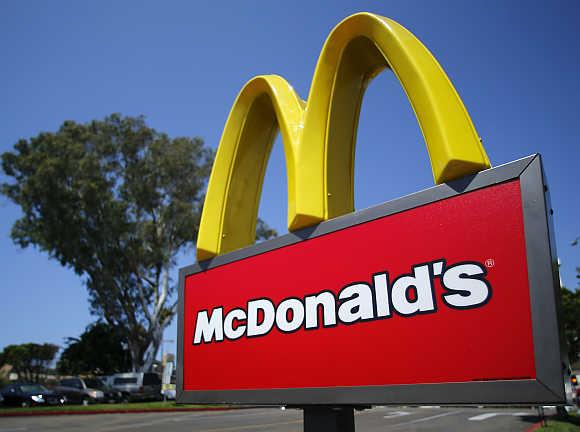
[177,13,567,405]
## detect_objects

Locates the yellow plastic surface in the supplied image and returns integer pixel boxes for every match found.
[197,12,491,261]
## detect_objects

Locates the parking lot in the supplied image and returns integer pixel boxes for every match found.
[0,406,553,432]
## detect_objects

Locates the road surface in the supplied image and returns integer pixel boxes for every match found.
[0,406,549,432]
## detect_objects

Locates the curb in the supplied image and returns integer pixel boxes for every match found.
[0,406,255,418]
[525,421,544,432]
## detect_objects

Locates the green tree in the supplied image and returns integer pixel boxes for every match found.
[561,285,580,366]
[1,114,276,371]
[256,218,278,242]
[1,114,210,372]
[58,322,131,375]
[0,343,59,383]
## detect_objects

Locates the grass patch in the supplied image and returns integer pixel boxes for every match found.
[542,419,580,431]
[0,401,222,415]
[543,411,580,431]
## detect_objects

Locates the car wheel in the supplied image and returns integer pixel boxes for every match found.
[81,397,90,406]
[21,401,31,408]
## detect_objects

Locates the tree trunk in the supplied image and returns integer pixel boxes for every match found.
[141,325,163,372]
[140,269,172,372]
[127,341,141,372]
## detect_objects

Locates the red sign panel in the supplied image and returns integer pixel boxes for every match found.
[182,179,536,392]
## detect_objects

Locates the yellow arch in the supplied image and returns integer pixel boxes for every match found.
[197,12,491,261]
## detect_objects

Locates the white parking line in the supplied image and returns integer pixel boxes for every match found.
[189,419,302,432]
[469,412,500,421]
[383,411,411,419]
[469,412,533,421]
[99,417,176,431]
[387,410,462,429]
[170,411,268,422]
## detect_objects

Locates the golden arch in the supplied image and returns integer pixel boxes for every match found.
[197,12,491,261]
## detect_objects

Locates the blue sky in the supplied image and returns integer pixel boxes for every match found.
[1,0,579,357]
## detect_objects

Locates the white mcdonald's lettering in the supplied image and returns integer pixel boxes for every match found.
[192,259,492,345]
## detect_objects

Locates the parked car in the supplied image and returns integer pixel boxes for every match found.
[84,377,124,403]
[97,375,114,387]
[0,383,66,407]
[55,377,123,405]
[111,372,162,402]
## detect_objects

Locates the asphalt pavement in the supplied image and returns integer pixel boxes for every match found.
[0,406,551,432]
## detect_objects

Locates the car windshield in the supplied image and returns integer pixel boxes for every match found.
[84,378,104,389]
[114,377,137,384]
[20,385,47,393]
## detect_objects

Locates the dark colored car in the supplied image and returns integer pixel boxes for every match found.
[0,383,66,407]
[111,372,162,402]
[83,377,124,403]
[55,377,122,405]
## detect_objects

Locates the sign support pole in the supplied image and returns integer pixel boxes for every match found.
[303,407,355,432]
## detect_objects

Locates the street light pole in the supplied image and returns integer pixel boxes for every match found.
[160,339,175,402]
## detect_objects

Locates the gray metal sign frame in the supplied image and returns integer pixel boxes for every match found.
[177,154,567,406]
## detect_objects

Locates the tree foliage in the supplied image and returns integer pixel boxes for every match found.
[1,114,277,371]
[1,114,214,371]
[561,284,580,366]
[57,322,131,375]
[256,218,278,242]
[0,343,59,383]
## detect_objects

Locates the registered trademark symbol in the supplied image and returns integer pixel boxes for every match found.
[485,258,495,268]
